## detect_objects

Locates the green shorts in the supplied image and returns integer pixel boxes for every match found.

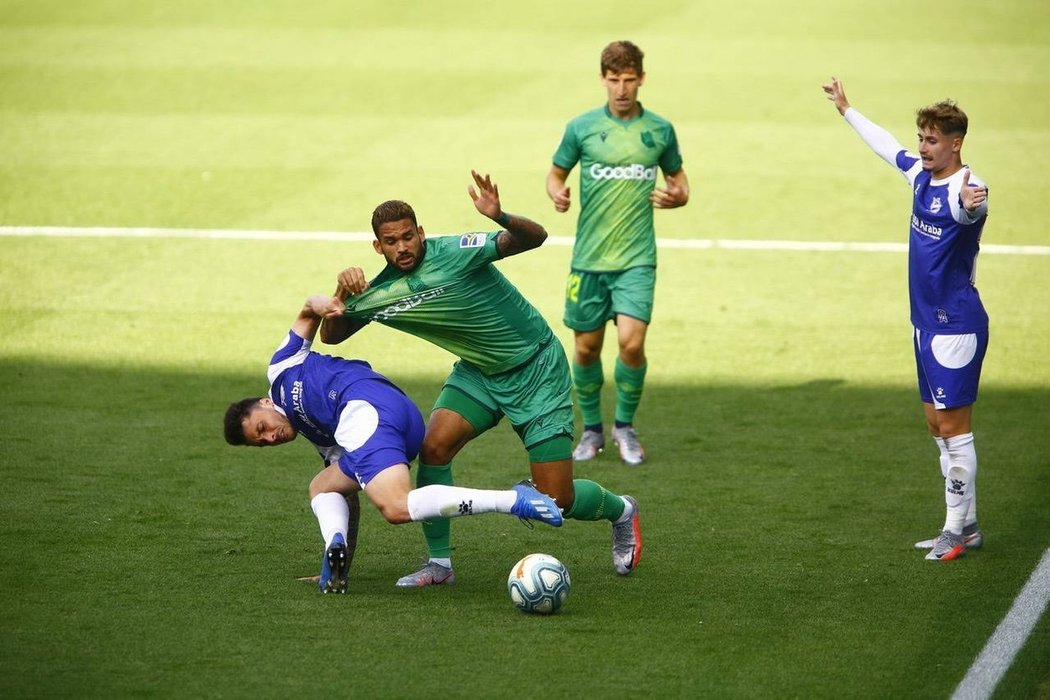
[434,338,574,450]
[563,265,656,332]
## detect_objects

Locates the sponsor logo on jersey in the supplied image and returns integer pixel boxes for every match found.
[911,214,942,240]
[930,196,943,214]
[588,163,657,181]
[459,233,487,248]
[328,390,337,400]
[290,380,323,434]
[370,287,447,322]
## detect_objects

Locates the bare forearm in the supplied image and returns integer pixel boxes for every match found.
[496,212,547,257]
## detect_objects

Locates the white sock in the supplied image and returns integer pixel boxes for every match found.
[933,436,950,479]
[311,492,349,549]
[941,433,976,535]
[406,485,515,521]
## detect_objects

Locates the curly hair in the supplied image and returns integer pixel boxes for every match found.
[916,100,968,137]
[370,200,418,236]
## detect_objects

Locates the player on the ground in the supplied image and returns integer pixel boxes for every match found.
[319,169,642,587]
[223,295,563,594]
[546,40,689,466]
[823,77,989,562]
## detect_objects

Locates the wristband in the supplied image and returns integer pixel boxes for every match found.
[497,211,511,227]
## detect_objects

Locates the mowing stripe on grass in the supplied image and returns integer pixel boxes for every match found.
[951,547,1050,700]
[1,226,1048,256]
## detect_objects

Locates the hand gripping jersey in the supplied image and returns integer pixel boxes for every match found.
[844,108,989,333]
[553,104,684,272]
[342,233,554,375]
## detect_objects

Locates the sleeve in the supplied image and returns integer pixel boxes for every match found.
[843,107,907,169]
[660,123,684,174]
[552,121,580,170]
[267,330,312,384]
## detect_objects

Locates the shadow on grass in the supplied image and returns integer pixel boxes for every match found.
[1,358,1047,697]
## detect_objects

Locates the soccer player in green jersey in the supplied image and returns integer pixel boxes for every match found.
[547,40,690,466]
[319,170,642,587]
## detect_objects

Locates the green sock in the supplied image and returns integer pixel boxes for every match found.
[416,462,453,559]
[573,360,604,427]
[563,479,626,522]
[614,358,647,425]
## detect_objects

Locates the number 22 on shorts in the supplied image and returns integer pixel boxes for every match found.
[566,273,581,303]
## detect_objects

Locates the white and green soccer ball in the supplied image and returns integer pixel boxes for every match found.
[507,553,570,614]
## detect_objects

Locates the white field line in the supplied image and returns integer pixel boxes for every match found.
[0,226,1048,255]
[951,547,1050,700]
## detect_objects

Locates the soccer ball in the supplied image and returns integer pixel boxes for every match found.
[507,553,570,614]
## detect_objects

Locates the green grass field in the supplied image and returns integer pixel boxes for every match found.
[2,1,1049,697]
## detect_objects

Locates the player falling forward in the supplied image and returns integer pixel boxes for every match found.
[823,77,989,562]
[320,170,642,586]
[223,295,563,594]
[546,40,689,466]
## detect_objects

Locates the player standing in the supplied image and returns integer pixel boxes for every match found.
[546,40,689,466]
[223,295,563,593]
[320,170,642,586]
[823,77,989,561]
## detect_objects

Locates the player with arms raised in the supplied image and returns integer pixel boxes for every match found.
[547,40,689,466]
[823,77,990,562]
[320,170,642,587]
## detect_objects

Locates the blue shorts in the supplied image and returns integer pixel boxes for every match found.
[913,328,989,409]
[334,380,425,486]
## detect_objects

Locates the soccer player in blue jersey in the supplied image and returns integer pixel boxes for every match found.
[223,295,563,594]
[547,40,690,466]
[321,171,643,588]
[823,77,990,562]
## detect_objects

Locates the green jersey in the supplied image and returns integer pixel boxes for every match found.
[342,233,553,375]
[553,104,683,272]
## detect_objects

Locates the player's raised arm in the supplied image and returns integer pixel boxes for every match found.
[292,294,344,342]
[319,268,370,345]
[546,165,573,213]
[822,76,851,115]
[651,168,690,209]
[467,169,548,258]
[823,76,904,167]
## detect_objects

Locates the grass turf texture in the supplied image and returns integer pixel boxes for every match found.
[2,0,1049,697]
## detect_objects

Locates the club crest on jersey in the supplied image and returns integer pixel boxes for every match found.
[929,196,943,214]
[600,131,608,142]
[937,308,949,324]
[641,130,656,148]
[459,233,487,248]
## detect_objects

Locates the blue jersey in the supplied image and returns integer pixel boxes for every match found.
[266,330,409,464]
[894,152,989,333]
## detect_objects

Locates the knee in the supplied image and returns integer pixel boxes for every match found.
[421,437,457,466]
[618,340,646,365]
[376,502,412,525]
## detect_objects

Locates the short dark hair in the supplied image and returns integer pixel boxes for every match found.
[916,100,968,137]
[371,200,417,236]
[224,397,262,446]
[601,40,644,75]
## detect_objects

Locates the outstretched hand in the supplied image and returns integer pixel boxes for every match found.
[822,76,851,115]
[467,169,502,221]
[959,169,988,213]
